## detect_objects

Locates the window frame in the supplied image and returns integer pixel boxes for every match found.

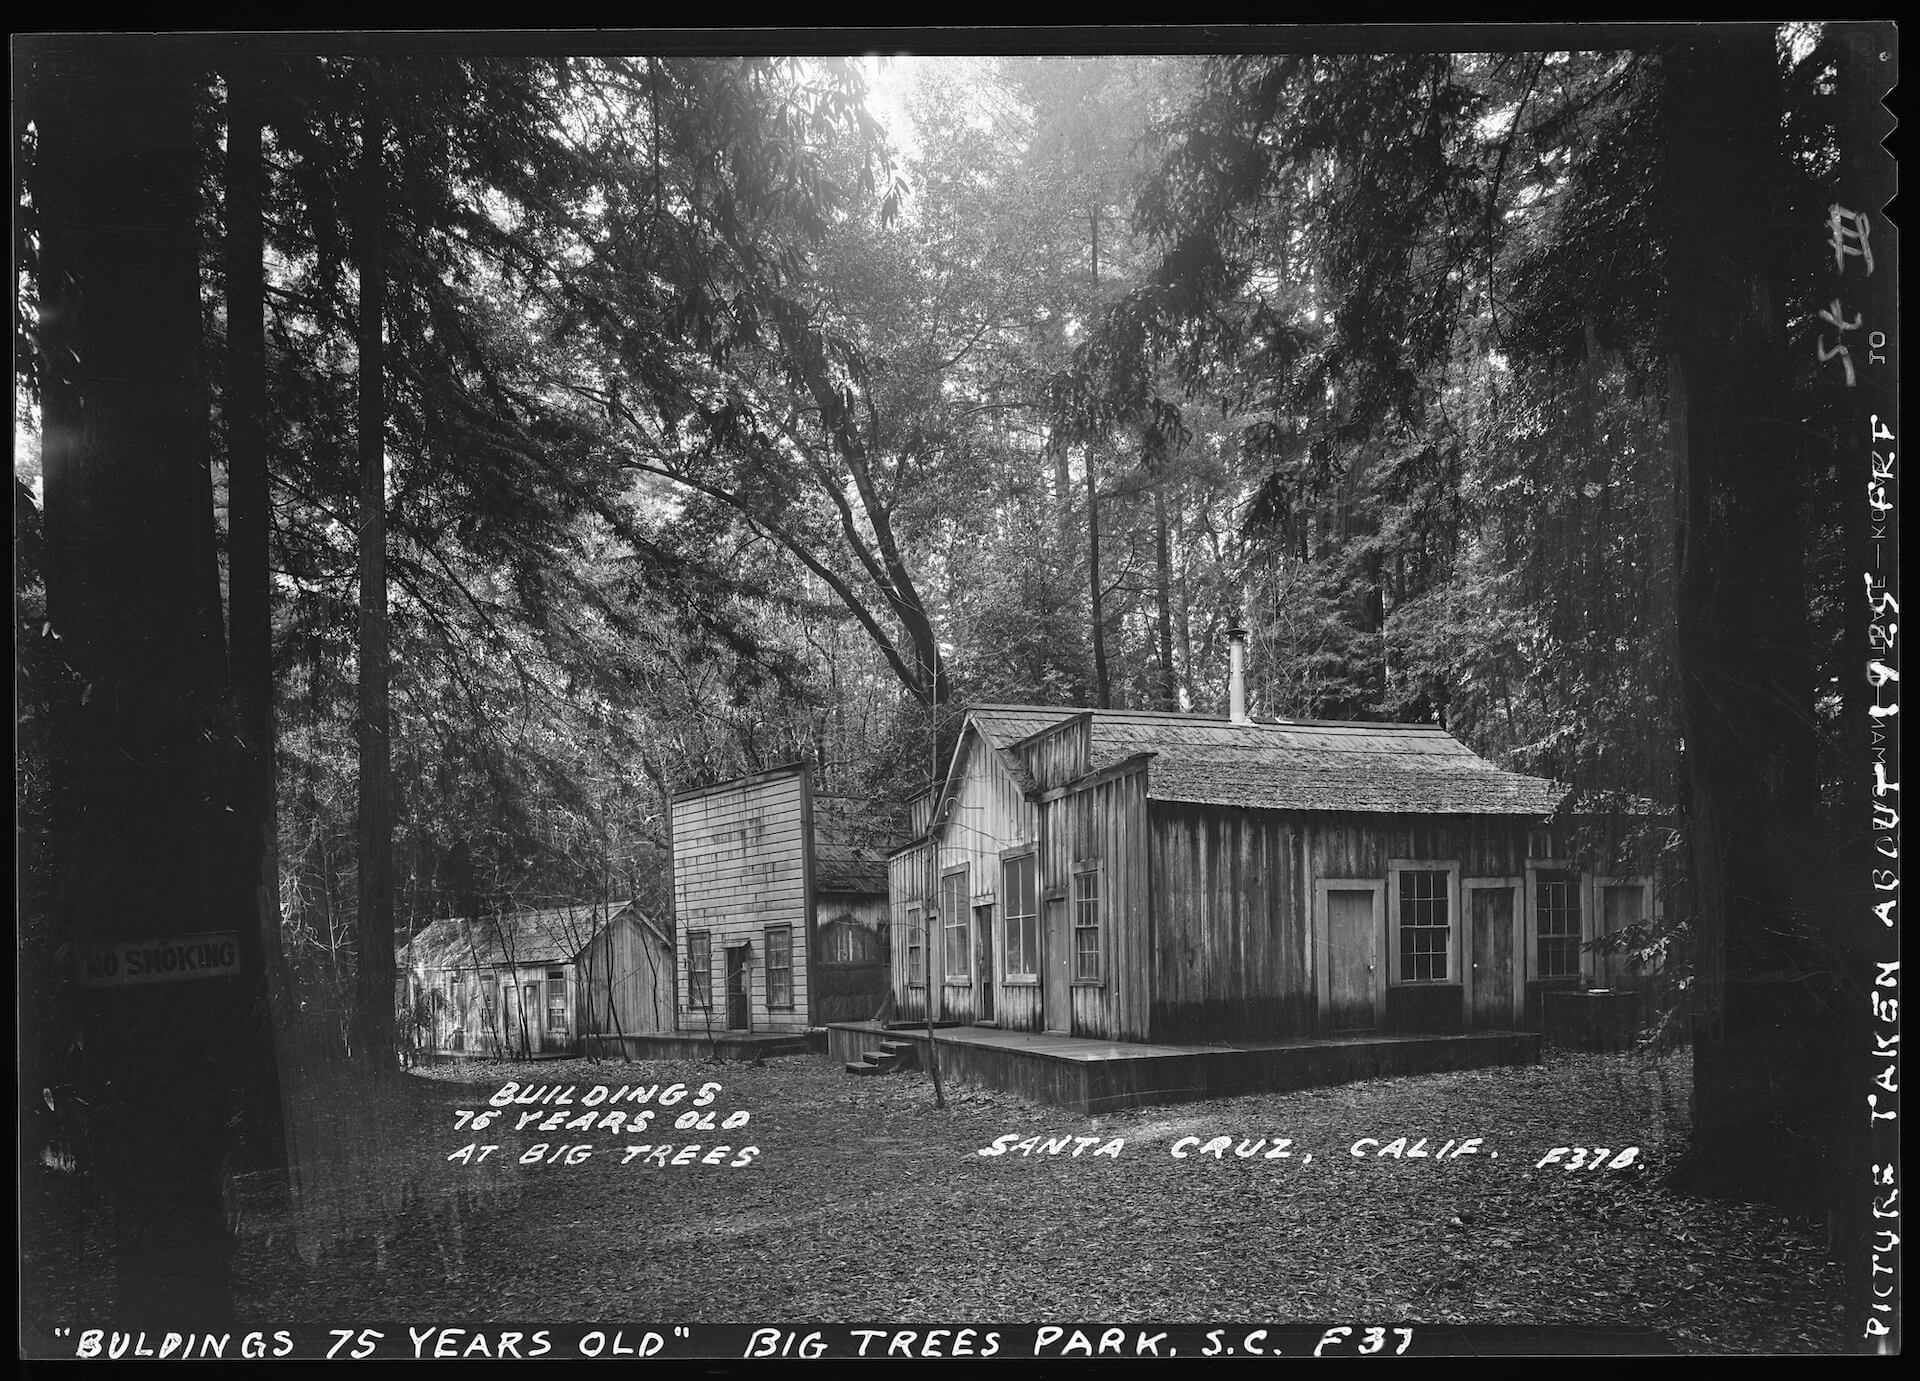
[1527,861,1585,982]
[940,866,971,984]
[686,930,713,1010]
[905,904,925,988]
[764,924,794,1010]
[1070,859,1105,987]
[545,967,569,1035]
[1590,874,1654,989]
[1001,851,1040,984]
[1386,859,1461,986]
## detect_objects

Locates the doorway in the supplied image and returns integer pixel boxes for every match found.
[1465,879,1522,1029]
[522,981,543,1055]
[1316,881,1384,1031]
[1043,896,1070,1033]
[975,904,995,1023]
[724,945,750,1030]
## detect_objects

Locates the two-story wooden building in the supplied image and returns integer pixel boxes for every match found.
[886,641,1656,1044]
[671,764,893,1035]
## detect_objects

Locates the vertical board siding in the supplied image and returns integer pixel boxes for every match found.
[671,765,814,1032]
[576,916,675,1036]
[931,734,1041,1028]
[888,843,930,1022]
[1148,803,1306,1042]
[1016,714,1091,791]
[1042,766,1151,1041]
[1303,813,1534,1034]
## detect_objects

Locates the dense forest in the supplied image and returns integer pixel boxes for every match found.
[14,29,1895,1331]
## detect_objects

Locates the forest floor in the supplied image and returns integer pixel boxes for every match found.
[23,1046,1856,1355]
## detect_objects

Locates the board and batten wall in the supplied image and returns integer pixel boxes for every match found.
[670,763,815,1033]
[1299,812,1537,1034]
[1146,801,1309,1043]
[1034,761,1154,1041]
[930,731,1040,1029]
[576,913,675,1037]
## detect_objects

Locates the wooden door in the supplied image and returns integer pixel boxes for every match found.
[724,946,749,1030]
[1468,885,1518,1028]
[1325,886,1382,1030]
[522,981,543,1054]
[1043,896,1070,1033]
[975,905,995,1022]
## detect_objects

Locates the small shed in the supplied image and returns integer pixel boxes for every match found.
[399,901,670,1057]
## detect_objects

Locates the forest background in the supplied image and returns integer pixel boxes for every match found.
[13,26,1897,1336]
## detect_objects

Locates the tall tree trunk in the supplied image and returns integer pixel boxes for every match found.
[222,59,293,1171]
[354,76,396,1066]
[1086,452,1109,709]
[31,41,241,1323]
[1153,483,1178,710]
[1664,33,1831,1214]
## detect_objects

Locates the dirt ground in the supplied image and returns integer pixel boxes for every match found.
[22,1047,1855,1354]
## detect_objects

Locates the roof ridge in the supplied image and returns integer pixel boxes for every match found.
[968,701,1447,732]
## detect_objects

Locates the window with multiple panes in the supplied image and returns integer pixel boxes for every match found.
[687,931,713,1008]
[1072,864,1102,982]
[1003,853,1039,981]
[1397,869,1451,981]
[546,968,569,1033]
[941,868,970,980]
[1535,871,1583,978]
[765,925,794,1008]
[906,906,925,985]
[823,922,878,964]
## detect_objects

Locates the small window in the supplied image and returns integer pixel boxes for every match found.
[1003,854,1039,981]
[447,972,463,1006]
[546,968,569,1034]
[765,926,793,1009]
[1072,864,1102,982]
[687,931,713,1009]
[941,868,970,981]
[906,906,925,985]
[1536,871,1583,979]
[1398,869,1451,982]
[823,923,873,964]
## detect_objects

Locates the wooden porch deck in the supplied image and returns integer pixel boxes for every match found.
[827,1021,1540,1114]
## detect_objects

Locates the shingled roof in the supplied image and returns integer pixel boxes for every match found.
[972,704,1564,817]
[399,901,637,971]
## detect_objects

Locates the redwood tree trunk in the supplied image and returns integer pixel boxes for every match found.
[354,76,396,1065]
[32,41,241,1323]
[1664,32,1832,1212]
[223,58,292,1169]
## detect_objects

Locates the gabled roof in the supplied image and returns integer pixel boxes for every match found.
[400,901,638,970]
[976,704,1565,817]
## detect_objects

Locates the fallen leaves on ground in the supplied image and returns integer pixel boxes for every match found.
[26,1048,1854,1353]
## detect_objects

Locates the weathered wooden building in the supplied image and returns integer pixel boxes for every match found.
[398,901,672,1057]
[671,765,893,1034]
[886,638,1657,1044]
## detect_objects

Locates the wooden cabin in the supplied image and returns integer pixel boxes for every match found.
[886,650,1660,1044]
[398,901,672,1057]
[670,764,893,1034]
